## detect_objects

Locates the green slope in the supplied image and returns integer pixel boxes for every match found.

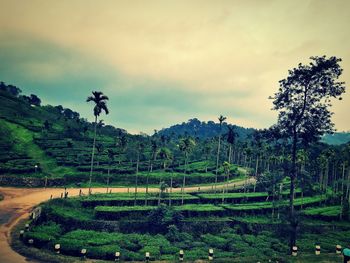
[0,118,74,176]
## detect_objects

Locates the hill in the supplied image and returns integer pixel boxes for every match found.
[158,118,255,140]
[159,118,350,145]
[0,82,244,187]
[322,132,350,145]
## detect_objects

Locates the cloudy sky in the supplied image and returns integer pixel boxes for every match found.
[0,0,349,134]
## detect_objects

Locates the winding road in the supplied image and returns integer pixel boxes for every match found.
[0,177,255,263]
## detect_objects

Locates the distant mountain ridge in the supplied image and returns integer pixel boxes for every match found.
[159,118,350,145]
[321,132,350,145]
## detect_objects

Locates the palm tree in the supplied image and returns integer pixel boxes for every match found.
[145,139,158,205]
[157,147,172,205]
[179,137,196,205]
[214,115,226,193]
[226,126,237,164]
[86,91,109,194]
[202,139,212,173]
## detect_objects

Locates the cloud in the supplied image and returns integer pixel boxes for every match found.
[0,0,349,133]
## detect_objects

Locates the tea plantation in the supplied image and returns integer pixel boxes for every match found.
[19,190,350,262]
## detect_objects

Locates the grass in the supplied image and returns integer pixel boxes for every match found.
[95,205,156,213]
[80,192,197,201]
[174,204,224,212]
[303,206,341,217]
[0,119,75,176]
[222,195,326,211]
[197,192,268,199]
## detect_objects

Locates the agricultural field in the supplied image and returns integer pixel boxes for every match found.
[14,189,350,262]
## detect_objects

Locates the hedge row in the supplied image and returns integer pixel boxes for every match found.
[80,193,199,207]
[303,205,343,220]
[95,204,226,220]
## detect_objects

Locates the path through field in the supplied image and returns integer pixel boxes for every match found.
[0,177,255,263]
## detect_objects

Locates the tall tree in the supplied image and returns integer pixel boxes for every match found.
[134,141,144,205]
[225,126,237,164]
[270,56,345,251]
[179,137,196,205]
[214,115,226,193]
[86,91,109,194]
[157,147,172,205]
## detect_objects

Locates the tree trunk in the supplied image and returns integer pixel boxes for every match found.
[214,134,221,193]
[106,167,110,193]
[289,129,297,252]
[134,149,140,206]
[182,156,188,205]
[169,170,173,206]
[88,115,98,194]
[340,162,346,220]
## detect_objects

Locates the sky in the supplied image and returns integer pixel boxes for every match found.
[0,0,349,134]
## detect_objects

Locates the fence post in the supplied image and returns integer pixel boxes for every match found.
[145,252,150,262]
[54,244,60,254]
[315,245,321,255]
[28,239,34,246]
[208,248,214,261]
[336,245,342,254]
[19,230,24,240]
[81,248,87,260]
[115,251,120,261]
[179,250,184,261]
[292,246,298,256]
[25,223,30,231]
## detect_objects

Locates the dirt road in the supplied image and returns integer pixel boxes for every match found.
[0,177,255,263]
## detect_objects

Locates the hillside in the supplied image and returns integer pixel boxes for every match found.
[158,118,255,140]
[0,83,244,187]
[0,84,139,186]
[159,118,350,145]
[322,132,350,145]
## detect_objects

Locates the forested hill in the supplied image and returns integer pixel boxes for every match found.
[322,132,350,145]
[158,118,255,140]
[158,118,350,145]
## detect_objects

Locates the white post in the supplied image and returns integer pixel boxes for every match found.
[115,251,120,261]
[81,248,87,260]
[54,244,60,254]
[336,245,342,254]
[209,248,214,261]
[179,250,184,261]
[315,245,321,255]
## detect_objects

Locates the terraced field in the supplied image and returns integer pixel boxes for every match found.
[14,189,349,262]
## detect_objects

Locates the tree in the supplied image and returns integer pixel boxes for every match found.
[270,56,346,251]
[29,94,41,106]
[134,141,145,205]
[221,161,231,204]
[214,115,226,193]
[178,137,196,205]
[86,91,109,194]
[225,126,238,164]
[145,139,158,206]
[157,147,172,205]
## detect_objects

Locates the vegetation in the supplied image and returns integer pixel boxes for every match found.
[270,56,346,249]
[1,53,349,263]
